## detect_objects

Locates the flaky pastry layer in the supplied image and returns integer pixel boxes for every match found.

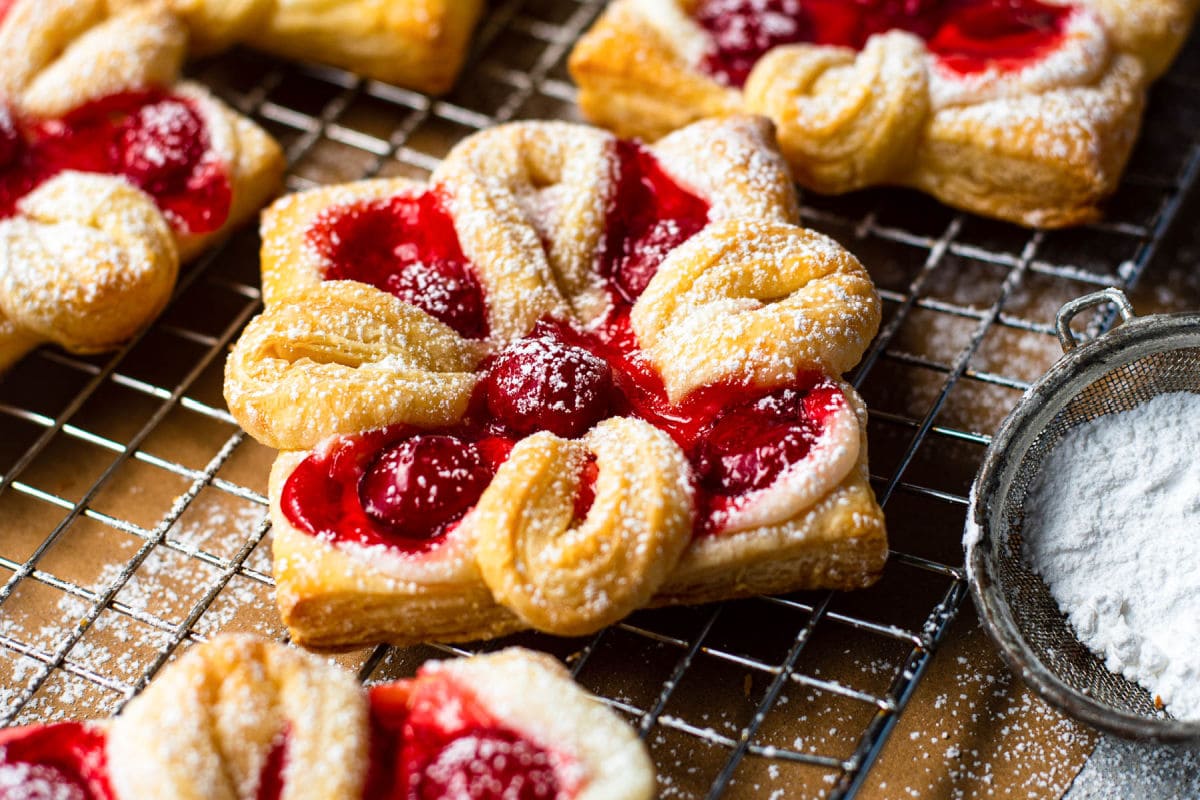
[268,384,885,650]
[104,0,485,93]
[568,0,1197,227]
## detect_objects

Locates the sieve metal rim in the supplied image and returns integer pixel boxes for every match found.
[965,288,1200,743]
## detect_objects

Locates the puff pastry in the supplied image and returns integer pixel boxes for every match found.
[0,634,655,799]
[224,117,887,649]
[568,0,1198,228]
[0,1,284,371]
[103,0,485,94]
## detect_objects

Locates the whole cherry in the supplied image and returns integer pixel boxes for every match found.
[116,99,205,193]
[483,334,616,438]
[697,389,816,495]
[414,730,558,800]
[359,435,492,537]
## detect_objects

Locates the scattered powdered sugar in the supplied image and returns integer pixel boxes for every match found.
[0,498,274,722]
[1024,391,1200,720]
[1064,734,1200,799]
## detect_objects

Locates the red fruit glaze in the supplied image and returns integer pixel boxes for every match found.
[365,675,566,800]
[283,426,510,551]
[308,191,488,339]
[573,457,599,522]
[359,435,494,538]
[0,0,15,26]
[0,723,115,800]
[694,0,1074,87]
[283,136,846,547]
[483,335,616,438]
[601,140,710,303]
[255,732,289,800]
[534,317,846,533]
[117,99,206,194]
[0,92,231,233]
[0,107,20,170]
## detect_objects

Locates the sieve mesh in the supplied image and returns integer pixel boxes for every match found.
[971,307,1200,741]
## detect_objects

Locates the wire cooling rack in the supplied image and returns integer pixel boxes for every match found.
[1,2,1198,797]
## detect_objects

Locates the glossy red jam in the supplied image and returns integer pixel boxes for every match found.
[308,191,488,339]
[0,92,231,233]
[283,137,843,547]
[572,457,599,522]
[365,675,567,800]
[601,140,710,303]
[253,733,288,800]
[0,723,115,800]
[282,425,515,552]
[532,317,845,534]
[0,0,15,26]
[359,435,495,538]
[694,0,1074,86]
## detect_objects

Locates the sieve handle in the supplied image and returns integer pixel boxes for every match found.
[1055,288,1135,352]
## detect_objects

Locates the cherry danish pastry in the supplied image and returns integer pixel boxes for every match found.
[0,1,283,371]
[224,117,887,649]
[105,0,484,94]
[0,635,654,800]
[569,0,1198,227]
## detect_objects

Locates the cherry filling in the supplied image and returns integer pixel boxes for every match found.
[694,0,1075,87]
[255,731,289,800]
[696,388,821,494]
[283,137,843,547]
[534,318,847,533]
[601,140,710,303]
[0,92,231,233]
[282,426,512,551]
[0,723,114,800]
[366,676,565,800]
[573,457,599,522]
[308,191,488,339]
[0,107,19,170]
[359,435,494,538]
[483,335,616,438]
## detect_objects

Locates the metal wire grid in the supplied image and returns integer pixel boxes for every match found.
[0,0,1196,796]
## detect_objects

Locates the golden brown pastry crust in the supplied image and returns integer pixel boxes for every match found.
[266,382,886,649]
[109,634,370,800]
[17,634,656,800]
[108,0,486,94]
[0,1,284,370]
[568,0,1196,228]
[223,117,887,649]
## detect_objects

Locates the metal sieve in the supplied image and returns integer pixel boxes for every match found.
[966,287,1200,743]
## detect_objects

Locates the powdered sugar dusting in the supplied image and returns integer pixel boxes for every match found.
[1024,391,1200,720]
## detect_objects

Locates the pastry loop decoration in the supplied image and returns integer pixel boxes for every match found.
[108,635,369,800]
[744,32,931,193]
[0,172,178,359]
[474,416,695,635]
[223,281,484,451]
[632,219,881,402]
[0,1,187,119]
[436,122,611,337]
